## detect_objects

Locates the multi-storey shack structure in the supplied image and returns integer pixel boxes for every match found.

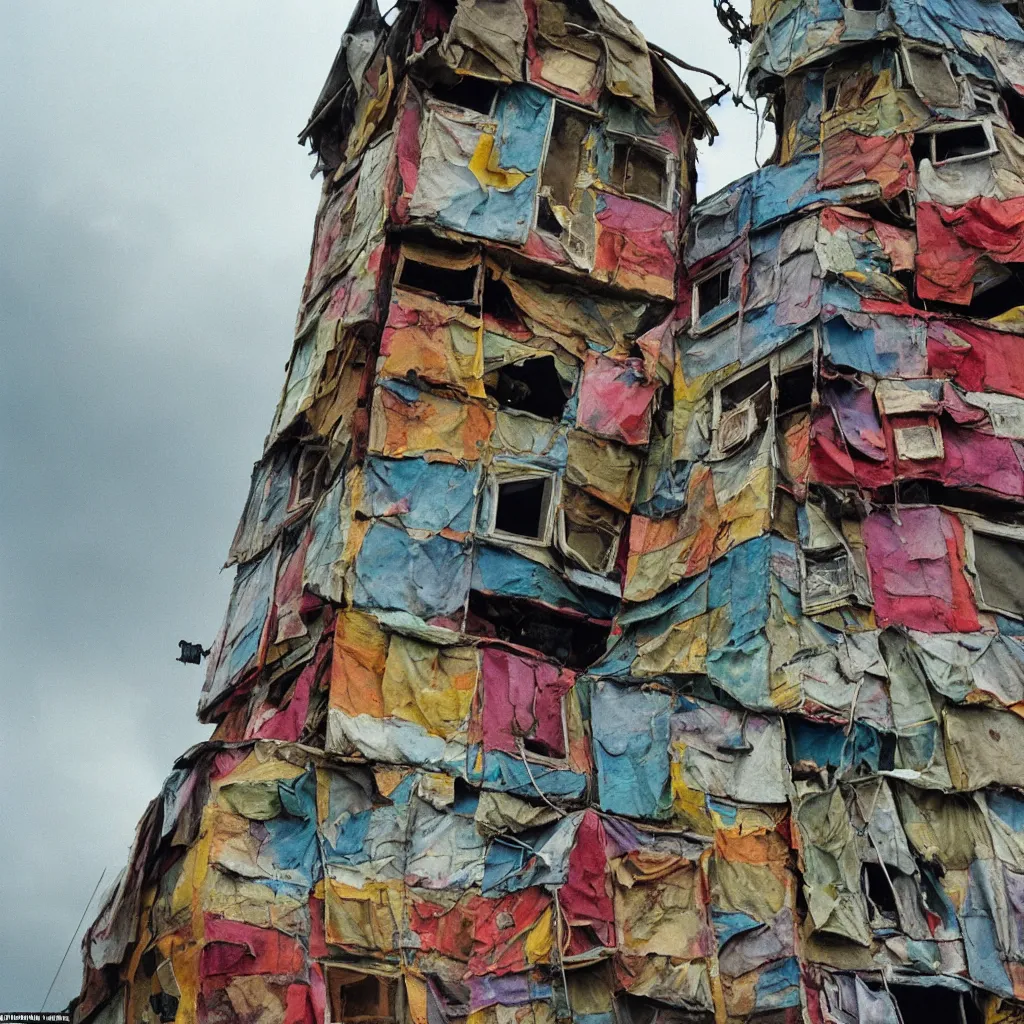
[75,1,1024,1024]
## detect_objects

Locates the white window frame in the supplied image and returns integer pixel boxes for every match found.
[710,348,814,459]
[966,80,1003,118]
[893,422,944,462]
[924,119,998,167]
[484,469,560,548]
[961,516,1024,619]
[899,43,960,107]
[606,132,675,211]
[692,259,739,336]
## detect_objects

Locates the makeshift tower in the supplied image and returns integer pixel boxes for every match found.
[75,0,1024,1023]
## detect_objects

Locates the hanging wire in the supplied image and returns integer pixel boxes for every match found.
[713,0,754,47]
[41,868,107,1011]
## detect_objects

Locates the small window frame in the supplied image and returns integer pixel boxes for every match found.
[606,132,675,211]
[692,260,739,336]
[924,119,998,167]
[556,488,625,576]
[289,445,329,511]
[967,80,1003,118]
[710,348,814,460]
[324,966,400,1024]
[535,99,601,235]
[899,43,961,109]
[393,245,483,308]
[484,470,560,548]
[961,516,1024,619]
[799,545,858,615]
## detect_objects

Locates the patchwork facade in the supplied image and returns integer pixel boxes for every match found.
[75,2,1024,1024]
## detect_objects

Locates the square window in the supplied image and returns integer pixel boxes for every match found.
[693,263,738,334]
[428,78,500,116]
[893,423,944,461]
[396,248,481,306]
[487,473,558,546]
[929,122,997,165]
[291,446,329,509]
[610,137,671,207]
[326,968,398,1024]
[800,547,856,614]
[965,521,1024,619]
[712,363,771,457]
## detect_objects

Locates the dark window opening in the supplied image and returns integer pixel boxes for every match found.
[933,123,994,164]
[887,481,1024,522]
[610,140,669,205]
[824,85,839,111]
[293,446,329,507]
[540,104,595,210]
[1003,85,1024,136]
[776,363,814,416]
[846,0,884,10]
[482,273,521,326]
[890,985,979,1024]
[972,86,1000,116]
[536,195,563,236]
[397,255,480,305]
[522,728,565,760]
[493,476,553,540]
[487,357,569,420]
[972,530,1024,619]
[862,862,899,925]
[722,364,771,411]
[327,970,398,1024]
[150,994,179,1023]
[466,592,611,668]
[428,77,499,115]
[697,267,732,320]
[965,263,1024,318]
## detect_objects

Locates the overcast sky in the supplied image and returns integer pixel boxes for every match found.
[0,1,766,1009]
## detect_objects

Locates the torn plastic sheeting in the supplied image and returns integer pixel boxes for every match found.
[927,319,1024,399]
[369,378,495,463]
[439,0,527,83]
[821,313,928,378]
[201,543,280,714]
[672,698,788,805]
[200,916,306,980]
[472,543,618,621]
[910,630,1024,708]
[916,197,1024,304]
[818,131,915,204]
[353,521,472,620]
[863,507,979,634]
[481,812,583,894]
[302,469,350,604]
[406,796,487,889]
[380,292,484,397]
[228,448,295,568]
[575,351,657,446]
[467,888,553,976]
[593,194,677,299]
[479,646,575,759]
[591,680,672,820]
[944,705,1024,791]
[381,634,477,738]
[564,429,641,513]
[360,456,480,535]
[408,89,547,246]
